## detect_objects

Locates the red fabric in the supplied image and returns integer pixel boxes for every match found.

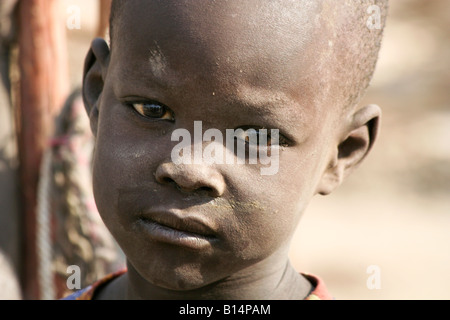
[303,273,334,300]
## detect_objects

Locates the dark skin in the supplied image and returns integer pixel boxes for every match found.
[83,0,381,300]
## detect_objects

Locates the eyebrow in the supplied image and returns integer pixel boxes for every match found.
[225,86,307,130]
[114,57,187,93]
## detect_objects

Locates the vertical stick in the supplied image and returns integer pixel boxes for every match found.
[17,0,68,300]
[97,0,112,38]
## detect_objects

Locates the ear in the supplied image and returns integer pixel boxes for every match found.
[316,104,381,195]
[82,37,110,136]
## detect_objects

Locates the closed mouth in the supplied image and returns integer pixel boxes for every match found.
[137,211,218,249]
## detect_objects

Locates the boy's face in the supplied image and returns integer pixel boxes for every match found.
[89,1,354,292]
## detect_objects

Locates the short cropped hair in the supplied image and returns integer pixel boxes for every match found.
[108,0,388,113]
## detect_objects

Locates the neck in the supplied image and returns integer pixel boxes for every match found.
[116,257,312,300]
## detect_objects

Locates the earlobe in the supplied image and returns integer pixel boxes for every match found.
[316,104,381,196]
[82,38,110,136]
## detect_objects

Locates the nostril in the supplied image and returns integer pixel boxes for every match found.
[197,186,214,194]
[161,177,176,185]
[182,186,216,197]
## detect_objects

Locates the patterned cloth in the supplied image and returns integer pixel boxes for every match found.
[61,268,126,300]
[62,269,333,300]
[50,90,125,298]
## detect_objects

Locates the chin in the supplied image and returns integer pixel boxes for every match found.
[138,261,215,292]
[150,272,214,293]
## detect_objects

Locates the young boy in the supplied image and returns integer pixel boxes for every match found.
[65,0,387,300]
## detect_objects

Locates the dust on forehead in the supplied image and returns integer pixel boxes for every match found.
[109,0,388,113]
[109,0,325,96]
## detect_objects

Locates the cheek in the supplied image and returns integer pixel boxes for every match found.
[219,170,307,260]
[92,133,134,237]
[224,146,327,258]
[91,113,167,232]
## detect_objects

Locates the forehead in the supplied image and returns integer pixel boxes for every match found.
[110,0,335,118]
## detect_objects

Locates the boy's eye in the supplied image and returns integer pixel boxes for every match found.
[131,102,174,121]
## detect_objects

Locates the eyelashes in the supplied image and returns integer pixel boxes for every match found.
[234,127,289,147]
[130,101,175,121]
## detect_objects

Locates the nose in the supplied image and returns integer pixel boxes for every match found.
[155,162,225,197]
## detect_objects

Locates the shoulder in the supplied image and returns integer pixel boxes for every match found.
[61,286,93,300]
[61,268,127,300]
[302,273,334,300]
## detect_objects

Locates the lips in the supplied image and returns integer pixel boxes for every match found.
[136,211,218,250]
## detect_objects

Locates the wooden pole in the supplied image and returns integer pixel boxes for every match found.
[97,0,112,38]
[17,0,69,300]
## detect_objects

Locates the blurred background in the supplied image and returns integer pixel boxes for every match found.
[0,0,448,299]
[291,0,450,299]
